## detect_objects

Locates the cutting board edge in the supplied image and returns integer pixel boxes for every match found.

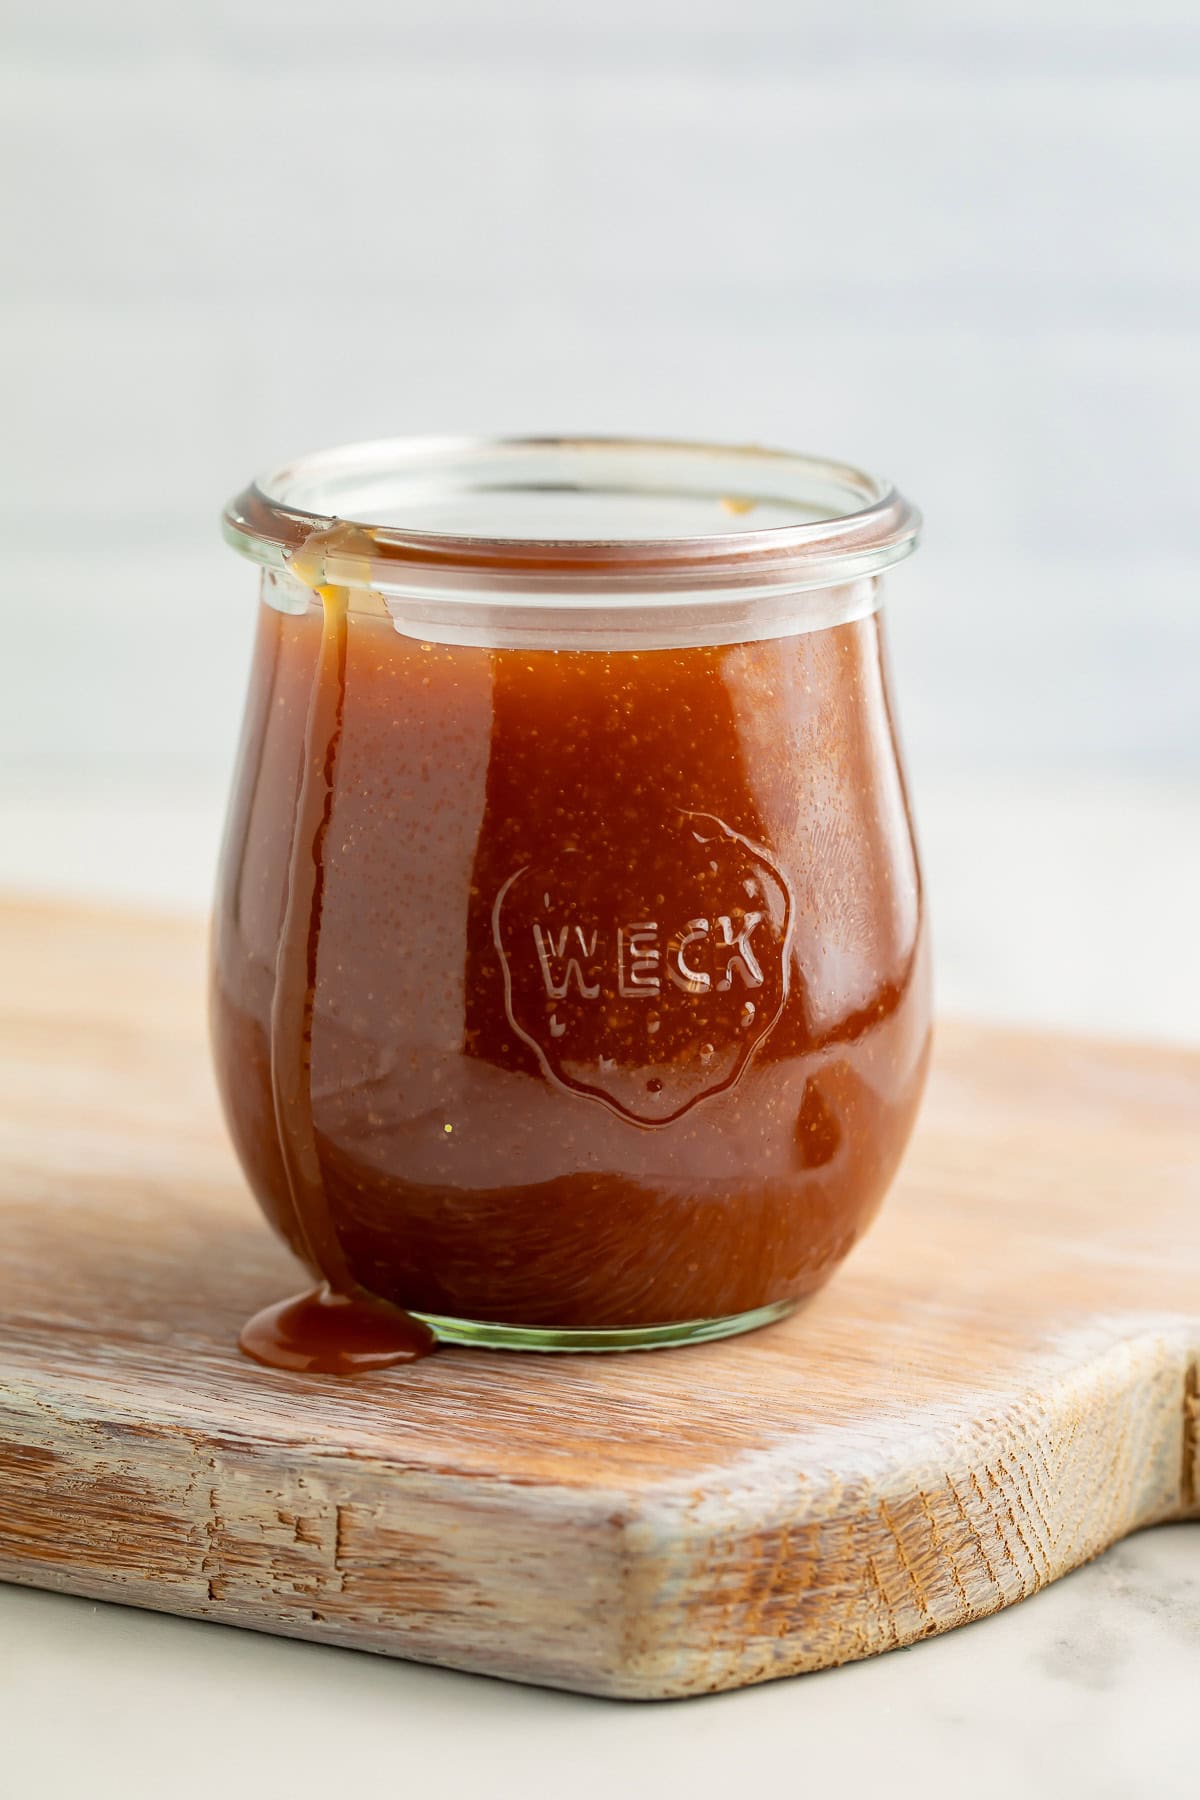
[4,1324,1197,1699]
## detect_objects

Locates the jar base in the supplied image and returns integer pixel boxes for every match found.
[413,1298,796,1353]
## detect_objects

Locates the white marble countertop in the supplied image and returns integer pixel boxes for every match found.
[2,1526,1197,1800]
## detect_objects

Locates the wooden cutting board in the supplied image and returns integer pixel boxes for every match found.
[0,898,1196,1699]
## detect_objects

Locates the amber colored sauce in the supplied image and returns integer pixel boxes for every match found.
[238,580,437,1372]
[240,1283,434,1374]
[213,576,931,1367]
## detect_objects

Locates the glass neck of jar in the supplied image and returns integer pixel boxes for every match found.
[260,566,884,651]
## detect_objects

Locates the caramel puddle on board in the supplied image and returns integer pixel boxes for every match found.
[240,1284,435,1375]
[239,524,438,1373]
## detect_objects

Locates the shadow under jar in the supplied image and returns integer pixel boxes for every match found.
[212,437,931,1372]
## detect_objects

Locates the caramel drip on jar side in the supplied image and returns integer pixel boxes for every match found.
[239,542,436,1373]
[269,579,353,1283]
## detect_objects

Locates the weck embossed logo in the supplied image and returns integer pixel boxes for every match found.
[491,813,793,1125]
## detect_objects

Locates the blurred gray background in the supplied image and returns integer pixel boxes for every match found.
[2,0,1197,1037]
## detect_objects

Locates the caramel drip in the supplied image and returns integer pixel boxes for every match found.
[239,559,436,1372]
[274,581,355,1273]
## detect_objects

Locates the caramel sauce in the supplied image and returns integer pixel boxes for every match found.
[240,1283,434,1374]
[238,533,438,1371]
[213,563,930,1366]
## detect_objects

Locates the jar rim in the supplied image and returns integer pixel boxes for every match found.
[221,434,920,600]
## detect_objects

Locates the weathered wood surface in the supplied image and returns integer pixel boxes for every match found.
[0,898,1196,1698]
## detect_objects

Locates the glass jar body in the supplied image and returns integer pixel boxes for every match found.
[210,575,930,1346]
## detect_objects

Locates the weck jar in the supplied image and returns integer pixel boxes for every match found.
[212,436,930,1372]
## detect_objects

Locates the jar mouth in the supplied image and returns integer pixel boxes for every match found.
[221,435,920,601]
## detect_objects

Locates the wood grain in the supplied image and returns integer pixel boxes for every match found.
[0,897,1196,1698]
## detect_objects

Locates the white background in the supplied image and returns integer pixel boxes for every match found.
[2,0,1198,1039]
[1,4,1198,1795]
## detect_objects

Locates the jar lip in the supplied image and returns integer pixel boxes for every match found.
[221,434,921,599]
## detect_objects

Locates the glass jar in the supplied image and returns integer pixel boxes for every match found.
[213,437,930,1371]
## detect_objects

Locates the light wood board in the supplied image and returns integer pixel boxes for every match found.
[0,898,1196,1698]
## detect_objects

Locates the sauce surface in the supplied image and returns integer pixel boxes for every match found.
[211,591,930,1362]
